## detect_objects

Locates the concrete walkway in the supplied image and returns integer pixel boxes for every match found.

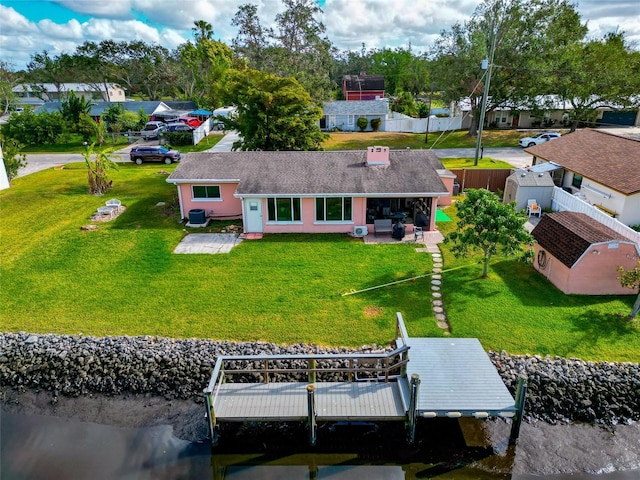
[206,131,240,152]
[173,233,242,254]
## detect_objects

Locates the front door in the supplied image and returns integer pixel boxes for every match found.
[244,199,263,233]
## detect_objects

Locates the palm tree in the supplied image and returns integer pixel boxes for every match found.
[192,20,214,42]
[82,143,118,195]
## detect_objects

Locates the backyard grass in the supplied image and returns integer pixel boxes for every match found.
[2,169,638,361]
[439,157,514,169]
[0,165,438,347]
[435,203,640,362]
[322,130,525,150]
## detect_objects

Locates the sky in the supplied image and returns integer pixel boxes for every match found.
[1,0,639,71]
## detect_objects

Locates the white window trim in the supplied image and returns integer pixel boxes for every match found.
[267,197,302,223]
[315,197,353,223]
[192,185,222,202]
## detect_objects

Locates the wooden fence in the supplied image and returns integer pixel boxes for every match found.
[449,169,512,193]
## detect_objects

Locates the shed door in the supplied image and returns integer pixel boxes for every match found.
[244,199,263,233]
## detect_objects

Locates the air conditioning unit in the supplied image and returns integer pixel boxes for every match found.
[353,225,368,237]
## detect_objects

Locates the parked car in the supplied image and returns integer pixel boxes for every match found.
[179,117,202,127]
[166,122,194,132]
[519,132,561,147]
[129,146,181,165]
[140,121,166,140]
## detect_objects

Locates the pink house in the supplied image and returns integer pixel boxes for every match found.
[166,147,453,235]
[532,211,640,295]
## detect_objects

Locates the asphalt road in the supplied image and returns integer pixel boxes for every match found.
[17,139,533,178]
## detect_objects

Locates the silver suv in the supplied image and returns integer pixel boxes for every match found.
[140,121,166,140]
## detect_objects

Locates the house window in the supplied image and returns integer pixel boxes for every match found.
[192,185,221,199]
[315,197,352,222]
[572,174,583,189]
[267,198,301,222]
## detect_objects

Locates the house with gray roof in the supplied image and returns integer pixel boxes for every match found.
[35,100,173,121]
[321,100,389,131]
[166,147,452,235]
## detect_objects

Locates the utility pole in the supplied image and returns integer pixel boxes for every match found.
[424,84,433,144]
[474,25,497,166]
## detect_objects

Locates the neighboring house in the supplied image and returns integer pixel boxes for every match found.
[525,129,640,227]
[321,100,389,131]
[483,95,640,129]
[13,83,126,103]
[531,211,640,295]
[503,169,555,211]
[166,147,453,235]
[35,100,173,123]
[342,74,385,101]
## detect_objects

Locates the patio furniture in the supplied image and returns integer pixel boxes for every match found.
[374,219,393,236]
[414,226,424,242]
[106,198,122,213]
[527,199,541,217]
[97,206,115,219]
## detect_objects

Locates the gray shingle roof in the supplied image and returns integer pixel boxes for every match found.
[323,100,389,116]
[168,150,449,196]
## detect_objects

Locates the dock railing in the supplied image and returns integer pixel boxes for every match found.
[204,313,412,443]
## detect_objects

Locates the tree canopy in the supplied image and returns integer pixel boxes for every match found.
[618,261,640,319]
[444,188,533,278]
[221,69,326,151]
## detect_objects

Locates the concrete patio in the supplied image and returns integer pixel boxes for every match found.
[173,233,242,254]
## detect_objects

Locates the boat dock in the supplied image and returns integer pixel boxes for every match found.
[204,313,526,447]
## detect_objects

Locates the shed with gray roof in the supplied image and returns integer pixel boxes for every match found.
[503,169,555,211]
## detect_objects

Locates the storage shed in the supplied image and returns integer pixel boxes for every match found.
[503,169,555,211]
[531,211,640,295]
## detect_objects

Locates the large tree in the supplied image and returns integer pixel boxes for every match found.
[177,21,235,109]
[231,0,334,103]
[221,69,325,151]
[430,0,588,136]
[444,189,533,278]
[618,261,640,319]
[539,32,640,131]
[0,61,21,114]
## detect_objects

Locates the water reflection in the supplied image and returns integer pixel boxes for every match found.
[1,412,638,480]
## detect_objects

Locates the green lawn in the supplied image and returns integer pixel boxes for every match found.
[2,165,637,361]
[322,130,526,150]
[435,204,639,362]
[0,165,437,347]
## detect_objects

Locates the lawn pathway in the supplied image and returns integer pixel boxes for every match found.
[417,232,451,334]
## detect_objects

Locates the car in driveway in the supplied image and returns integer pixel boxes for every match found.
[519,132,561,147]
[129,146,181,165]
[179,117,202,127]
[166,122,194,132]
[140,121,166,140]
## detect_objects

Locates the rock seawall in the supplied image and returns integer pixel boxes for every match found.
[1,333,638,425]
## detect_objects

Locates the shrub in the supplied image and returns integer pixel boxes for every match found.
[0,137,26,183]
[370,118,381,132]
[356,117,368,132]
[163,131,193,146]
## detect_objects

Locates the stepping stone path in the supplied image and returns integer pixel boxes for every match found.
[419,242,451,334]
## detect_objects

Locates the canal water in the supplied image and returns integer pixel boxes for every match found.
[2,411,639,480]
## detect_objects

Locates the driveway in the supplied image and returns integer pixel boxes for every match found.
[206,131,240,152]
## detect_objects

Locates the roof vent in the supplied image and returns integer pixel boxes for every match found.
[366,146,390,166]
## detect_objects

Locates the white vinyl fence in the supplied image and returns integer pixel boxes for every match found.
[551,187,640,244]
[384,112,463,133]
[193,119,212,145]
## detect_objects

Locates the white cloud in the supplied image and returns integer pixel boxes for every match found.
[0,5,37,35]
[38,18,83,40]
[52,0,133,19]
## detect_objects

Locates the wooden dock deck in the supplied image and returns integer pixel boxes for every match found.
[204,313,526,447]
[215,381,409,422]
